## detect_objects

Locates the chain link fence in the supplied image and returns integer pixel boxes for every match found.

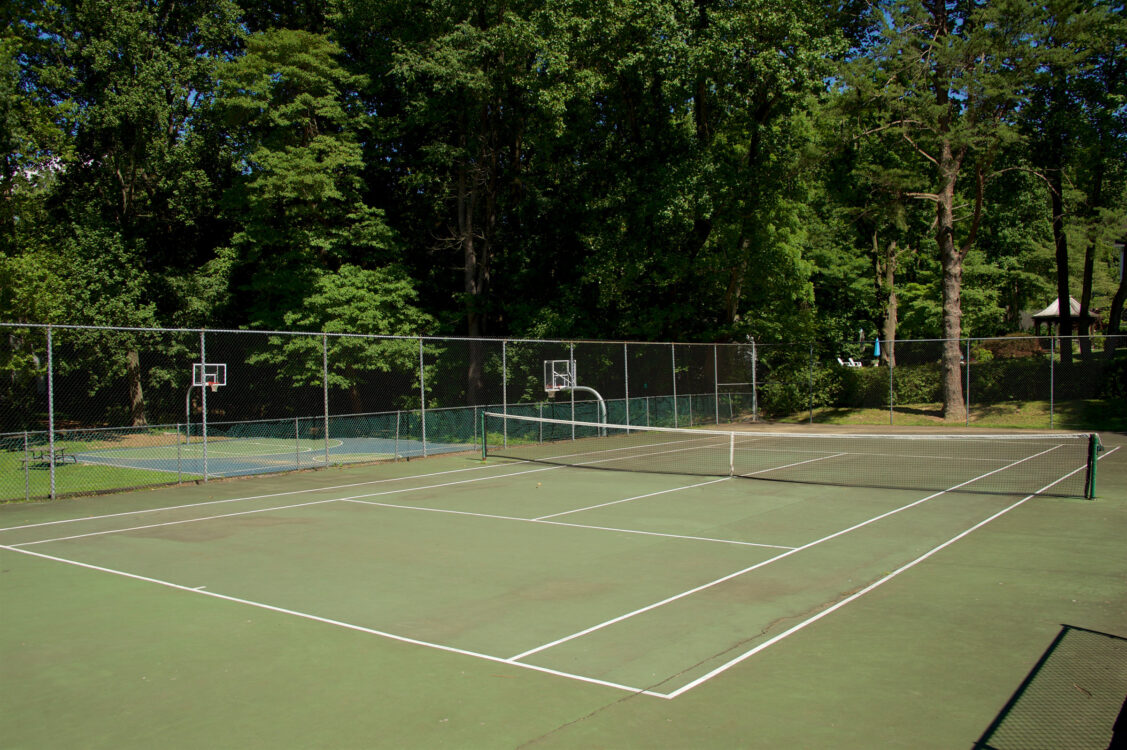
[2,323,1124,501]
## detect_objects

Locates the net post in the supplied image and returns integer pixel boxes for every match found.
[728,432,735,477]
[1085,434,1101,499]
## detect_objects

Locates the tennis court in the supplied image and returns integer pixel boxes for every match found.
[2,420,1126,748]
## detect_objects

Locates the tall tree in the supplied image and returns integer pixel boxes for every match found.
[1021,0,1123,362]
[20,0,242,423]
[217,29,399,329]
[844,0,1043,420]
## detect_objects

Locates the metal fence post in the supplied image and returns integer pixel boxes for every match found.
[570,342,576,439]
[713,344,720,425]
[624,342,630,426]
[322,333,330,466]
[200,330,208,482]
[47,325,55,499]
[418,338,427,457]
[889,351,894,426]
[502,339,508,447]
[751,339,758,422]
[23,431,29,501]
[808,343,814,424]
[671,344,678,427]
[965,338,971,427]
[1050,336,1056,430]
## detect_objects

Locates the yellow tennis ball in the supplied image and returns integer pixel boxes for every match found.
[536,482,542,487]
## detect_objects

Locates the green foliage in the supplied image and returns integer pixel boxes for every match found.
[218,29,398,328]
[250,264,433,393]
[0,0,1123,384]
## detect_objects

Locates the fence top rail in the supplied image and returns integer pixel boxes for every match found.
[2,321,1123,349]
[0,321,733,348]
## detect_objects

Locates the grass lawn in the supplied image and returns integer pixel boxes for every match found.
[0,443,184,502]
[778,398,1127,432]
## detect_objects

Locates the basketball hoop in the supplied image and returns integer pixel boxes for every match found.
[192,362,226,393]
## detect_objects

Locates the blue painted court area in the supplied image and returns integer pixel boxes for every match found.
[71,436,476,478]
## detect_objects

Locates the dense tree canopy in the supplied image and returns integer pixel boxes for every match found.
[2,0,1124,364]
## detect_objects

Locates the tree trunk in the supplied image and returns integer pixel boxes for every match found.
[126,349,147,426]
[876,233,899,367]
[1078,236,1095,360]
[1106,246,1127,360]
[724,236,751,326]
[936,149,966,422]
[460,155,488,404]
[1049,170,1074,366]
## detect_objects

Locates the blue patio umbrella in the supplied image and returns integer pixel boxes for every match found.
[874,338,881,358]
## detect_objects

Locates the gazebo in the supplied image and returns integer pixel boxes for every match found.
[1031,296,1093,335]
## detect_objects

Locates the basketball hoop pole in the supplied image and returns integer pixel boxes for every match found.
[185,384,196,445]
[184,380,218,445]
[555,385,607,435]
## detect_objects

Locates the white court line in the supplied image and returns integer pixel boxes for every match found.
[505,433,729,467]
[9,465,565,547]
[0,543,662,699]
[659,444,1122,699]
[507,442,1069,662]
[536,519,795,551]
[4,445,1116,702]
[86,438,347,459]
[532,477,731,520]
[0,459,538,533]
[741,452,848,477]
[70,460,206,477]
[344,492,796,551]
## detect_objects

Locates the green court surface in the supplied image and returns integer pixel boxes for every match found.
[2,431,1126,748]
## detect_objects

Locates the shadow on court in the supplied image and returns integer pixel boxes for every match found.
[973,625,1127,750]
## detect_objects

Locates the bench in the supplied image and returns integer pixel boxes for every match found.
[20,447,77,468]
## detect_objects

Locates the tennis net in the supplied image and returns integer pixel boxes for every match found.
[481,412,1102,498]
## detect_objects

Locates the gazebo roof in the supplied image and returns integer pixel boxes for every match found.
[1032,296,1088,320]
